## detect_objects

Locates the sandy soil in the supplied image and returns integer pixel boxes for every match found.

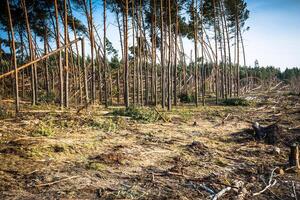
[0,91,300,199]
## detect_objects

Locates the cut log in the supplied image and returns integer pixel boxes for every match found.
[252,122,278,144]
[289,143,300,169]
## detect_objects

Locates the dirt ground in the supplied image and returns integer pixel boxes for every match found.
[0,90,300,199]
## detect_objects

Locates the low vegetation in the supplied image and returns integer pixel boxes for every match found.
[32,121,55,137]
[221,98,252,106]
[112,106,165,123]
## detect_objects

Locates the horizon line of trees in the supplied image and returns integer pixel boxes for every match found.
[0,0,259,113]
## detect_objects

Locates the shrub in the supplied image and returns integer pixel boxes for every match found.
[112,106,161,123]
[32,121,55,137]
[221,98,251,106]
[178,93,195,103]
[89,118,118,132]
[0,106,10,119]
[39,91,56,103]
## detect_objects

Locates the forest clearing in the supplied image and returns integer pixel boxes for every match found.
[1,88,300,199]
[1,0,300,199]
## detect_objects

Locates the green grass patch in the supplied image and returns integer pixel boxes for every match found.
[221,98,252,106]
[178,93,195,103]
[39,91,56,103]
[32,121,55,137]
[111,106,165,123]
[89,118,118,132]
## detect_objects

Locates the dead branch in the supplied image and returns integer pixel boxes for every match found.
[212,187,232,200]
[34,176,80,187]
[253,167,278,196]
[154,107,168,122]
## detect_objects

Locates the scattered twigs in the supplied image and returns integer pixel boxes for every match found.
[154,107,168,122]
[222,113,231,125]
[253,167,279,196]
[212,187,232,200]
[198,184,215,195]
[292,181,298,200]
[34,175,80,187]
[270,82,283,91]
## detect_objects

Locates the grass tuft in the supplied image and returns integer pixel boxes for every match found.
[221,98,252,106]
[111,106,162,123]
[32,121,55,137]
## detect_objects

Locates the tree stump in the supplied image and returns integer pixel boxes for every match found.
[289,143,300,169]
[252,122,278,144]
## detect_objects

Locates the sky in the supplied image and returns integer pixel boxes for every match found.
[92,0,300,70]
[1,0,300,70]
[243,0,300,69]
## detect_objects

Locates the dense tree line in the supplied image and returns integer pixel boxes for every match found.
[0,0,267,113]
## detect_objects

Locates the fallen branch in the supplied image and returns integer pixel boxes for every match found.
[154,107,168,122]
[212,187,232,200]
[34,176,80,187]
[222,114,231,125]
[253,167,278,196]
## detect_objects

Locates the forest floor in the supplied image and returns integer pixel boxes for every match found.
[0,90,300,199]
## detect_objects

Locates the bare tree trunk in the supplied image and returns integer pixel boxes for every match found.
[132,0,136,105]
[19,32,25,98]
[124,0,129,108]
[160,0,165,109]
[64,0,69,107]
[22,0,36,106]
[236,4,240,97]
[213,0,219,104]
[6,0,19,113]
[103,0,108,108]
[174,1,178,106]
[82,39,89,104]
[194,0,199,107]
[89,0,96,103]
[44,27,50,95]
[167,0,172,111]
[54,0,64,108]
[200,0,205,106]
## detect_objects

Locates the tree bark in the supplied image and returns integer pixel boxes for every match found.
[6,0,19,113]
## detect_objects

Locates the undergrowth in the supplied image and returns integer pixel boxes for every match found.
[221,98,252,106]
[39,91,56,103]
[0,106,10,119]
[112,106,165,123]
[178,93,195,103]
[89,118,118,132]
[32,121,55,137]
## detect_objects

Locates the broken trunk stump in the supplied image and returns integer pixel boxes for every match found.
[252,122,279,144]
[289,143,300,170]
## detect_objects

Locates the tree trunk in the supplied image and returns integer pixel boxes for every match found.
[160,0,165,109]
[174,1,178,106]
[167,0,172,111]
[194,0,199,107]
[54,0,64,108]
[213,0,219,104]
[124,0,129,108]
[6,0,19,113]
[22,0,36,106]
[64,0,69,107]
[103,0,108,108]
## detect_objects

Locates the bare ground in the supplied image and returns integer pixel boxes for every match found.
[0,91,300,199]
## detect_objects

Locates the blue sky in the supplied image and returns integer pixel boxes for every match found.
[243,0,300,69]
[1,0,300,70]
[94,0,300,70]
